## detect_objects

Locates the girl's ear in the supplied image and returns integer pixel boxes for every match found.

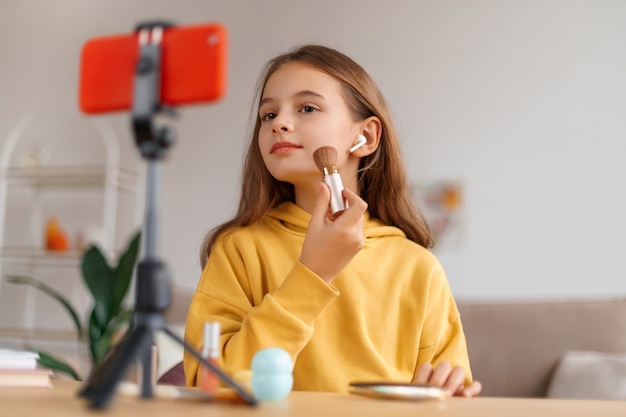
[351,116,381,157]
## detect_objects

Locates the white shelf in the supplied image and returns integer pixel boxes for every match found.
[0,328,79,343]
[0,246,126,267]
[5,165,139,191]
[0,106,143,353]
[0,246,83,267]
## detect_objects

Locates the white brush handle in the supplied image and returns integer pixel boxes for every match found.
[323,173,346,215]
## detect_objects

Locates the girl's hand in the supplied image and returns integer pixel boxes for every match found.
[412,362,482,397]
[299,184,368,284]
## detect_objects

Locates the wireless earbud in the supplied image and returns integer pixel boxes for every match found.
[349,134,367,153]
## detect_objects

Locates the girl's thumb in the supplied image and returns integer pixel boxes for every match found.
[310,183,331,227]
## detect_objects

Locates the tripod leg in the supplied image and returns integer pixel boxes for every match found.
[79,325,153,409]
[162,326,257,406]
[139,331,156,398]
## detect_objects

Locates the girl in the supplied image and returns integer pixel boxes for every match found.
[184,44,481,397]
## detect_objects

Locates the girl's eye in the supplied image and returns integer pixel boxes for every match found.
[301,104,318,113]
[260,112,276,121]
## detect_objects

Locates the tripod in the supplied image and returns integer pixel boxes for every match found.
[78,22,257,409]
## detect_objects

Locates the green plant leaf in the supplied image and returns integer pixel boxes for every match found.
[90,307,134,365]
[4,275,84,339]
[91,332,112,365]
[81,246,112,327]
[109,307,134,331]
[110,230,141,317]
[36,350,81,381]
[87,309,105,364]
[91,322,119,365]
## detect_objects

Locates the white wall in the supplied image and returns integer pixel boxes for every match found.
[1,0,625,300]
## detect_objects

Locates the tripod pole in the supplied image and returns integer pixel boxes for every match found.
[143,161,160,260]
[136,159,163,399]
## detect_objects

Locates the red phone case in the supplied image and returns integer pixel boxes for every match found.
[79,23,228,114]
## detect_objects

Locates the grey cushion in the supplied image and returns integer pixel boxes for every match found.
[547,350,626,400]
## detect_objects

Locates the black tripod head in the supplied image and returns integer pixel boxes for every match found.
[131,21,177,161]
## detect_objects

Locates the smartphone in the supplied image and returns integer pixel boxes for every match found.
[79,22,228,114]
[349,382,446,401]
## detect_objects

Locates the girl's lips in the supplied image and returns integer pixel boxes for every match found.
[270,141,302,154]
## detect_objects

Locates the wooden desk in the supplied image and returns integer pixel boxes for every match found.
[2,380,626,417]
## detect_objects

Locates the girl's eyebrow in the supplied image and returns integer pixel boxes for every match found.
[260,90,325,106]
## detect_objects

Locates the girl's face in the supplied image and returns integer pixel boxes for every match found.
[258,62,362,189]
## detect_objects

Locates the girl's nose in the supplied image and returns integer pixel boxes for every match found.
[271,114,293,133]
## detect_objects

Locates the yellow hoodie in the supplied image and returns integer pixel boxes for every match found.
[184,202,472,392]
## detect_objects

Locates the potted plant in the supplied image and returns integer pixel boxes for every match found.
[5,230,141,380]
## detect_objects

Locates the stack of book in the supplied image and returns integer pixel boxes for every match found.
[0,348,52,388]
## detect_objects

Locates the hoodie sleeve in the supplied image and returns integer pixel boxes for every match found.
[415,262,473,385]
[184,235,339,386]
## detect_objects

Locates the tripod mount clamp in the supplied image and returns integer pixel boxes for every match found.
[132,21,177,160]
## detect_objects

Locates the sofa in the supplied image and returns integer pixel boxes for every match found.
[160,292,626,398]
[458,298,626,397]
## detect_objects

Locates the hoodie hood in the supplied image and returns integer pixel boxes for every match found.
[266,202,406,241]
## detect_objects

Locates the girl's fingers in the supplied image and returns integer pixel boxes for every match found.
[342,187,368,215]
[428,361,452,387]
[461,381,482,397]
[413,362,482,398]
[412,363,433,385]
[310,182,331,228]
[443,366,466,396]
[331,188,367,228]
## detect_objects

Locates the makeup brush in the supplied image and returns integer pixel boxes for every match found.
[313,146,346,215]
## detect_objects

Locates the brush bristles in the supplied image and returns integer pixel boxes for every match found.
[313,146,338,172]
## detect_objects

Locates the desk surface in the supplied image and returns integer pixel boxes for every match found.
[2,381,626,417]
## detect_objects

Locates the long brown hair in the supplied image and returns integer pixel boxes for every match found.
[200,44,432,267]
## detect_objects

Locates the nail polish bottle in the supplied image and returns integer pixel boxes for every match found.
[200,321,220,394]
